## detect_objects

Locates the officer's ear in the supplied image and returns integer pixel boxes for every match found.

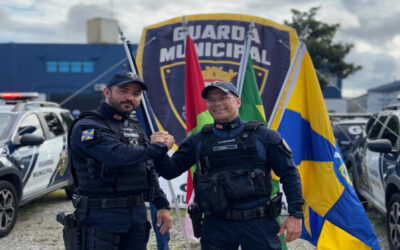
[235,96,241,107]
[103,87,111,97]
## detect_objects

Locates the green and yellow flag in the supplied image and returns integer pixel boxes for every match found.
[237,29,286,250]
[238,53,267,126]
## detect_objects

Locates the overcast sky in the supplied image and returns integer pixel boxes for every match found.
[1,0,399,98]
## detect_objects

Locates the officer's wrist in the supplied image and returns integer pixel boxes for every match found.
[159,205,170,211]
[153,198,170,210]
[290,211,304,219]
[148,142,168,158]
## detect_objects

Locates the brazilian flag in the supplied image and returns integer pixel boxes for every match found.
[238,53,287,250]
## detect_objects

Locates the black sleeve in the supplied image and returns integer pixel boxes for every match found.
[149,164,170,210]
[71,119,168,168]
[154,134,199,180]
[263,128,305,215]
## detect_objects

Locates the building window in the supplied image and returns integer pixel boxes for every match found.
[83,61,94,73]
[59,61,69,73]
[46,61,57,72]
[46,60,95,73]
[70,61,82,73]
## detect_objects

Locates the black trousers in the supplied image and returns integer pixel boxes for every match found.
[200,215,282,250]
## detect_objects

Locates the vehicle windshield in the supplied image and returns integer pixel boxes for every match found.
[0,113,12,139]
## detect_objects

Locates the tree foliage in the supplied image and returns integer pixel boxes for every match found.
[284,7,362,89]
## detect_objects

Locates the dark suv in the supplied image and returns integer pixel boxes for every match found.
[346,109,400,249]
[0,96,74,237]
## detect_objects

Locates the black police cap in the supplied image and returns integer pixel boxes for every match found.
[201,81,239,98]
[107,72,148,90]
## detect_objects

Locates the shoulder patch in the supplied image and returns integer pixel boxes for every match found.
[81,128,95,142]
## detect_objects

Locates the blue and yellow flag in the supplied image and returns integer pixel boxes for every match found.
[270,43,380,249]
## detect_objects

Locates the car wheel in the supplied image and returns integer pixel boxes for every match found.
[64,185,76,200]
[0,180,18,238]
[387,193,400,249]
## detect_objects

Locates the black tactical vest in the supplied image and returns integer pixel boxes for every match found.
[68,111,150,197]
[193,121,271,213]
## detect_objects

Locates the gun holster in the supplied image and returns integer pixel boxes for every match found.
[188,202,203,238]
[56,212,82,250]
[267,192,283,219]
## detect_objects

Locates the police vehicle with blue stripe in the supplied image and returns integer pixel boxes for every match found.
[0,93,74,237]
[345,106,400,249]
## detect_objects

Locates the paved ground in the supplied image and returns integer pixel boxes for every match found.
[0,190,389,249]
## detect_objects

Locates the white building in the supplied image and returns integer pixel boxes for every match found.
[348,81,400,113]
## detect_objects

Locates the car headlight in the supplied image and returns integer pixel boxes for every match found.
[0,147,13,167]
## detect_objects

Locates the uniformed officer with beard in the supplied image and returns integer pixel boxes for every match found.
[68,72,174,250]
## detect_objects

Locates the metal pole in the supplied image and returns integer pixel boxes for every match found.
[267,42,304,127]
[237,20,255,97]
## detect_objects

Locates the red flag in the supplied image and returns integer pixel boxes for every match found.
[184,35,213,204]
[184,35,213,238]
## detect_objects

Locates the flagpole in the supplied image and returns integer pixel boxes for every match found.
[267,42,304,128]
[237,20,255,97]
[168,17,191,245]
[118,26,191,249]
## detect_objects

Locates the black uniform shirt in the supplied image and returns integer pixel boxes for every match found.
[70,103,169,209]
[154,116,304,215]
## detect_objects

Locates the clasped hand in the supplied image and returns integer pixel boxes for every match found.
[150,131,175,150]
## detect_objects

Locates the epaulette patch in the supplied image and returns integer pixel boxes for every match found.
[81,129,95,142]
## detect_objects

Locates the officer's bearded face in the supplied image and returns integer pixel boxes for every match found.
[205,88,241,123]
[104,83,142,114]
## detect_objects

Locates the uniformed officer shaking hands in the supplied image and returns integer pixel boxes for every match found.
[68,72,174,250]
[151,81,304,250]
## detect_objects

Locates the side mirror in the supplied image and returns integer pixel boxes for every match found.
[19,134,44,146]
[367,139,392,153]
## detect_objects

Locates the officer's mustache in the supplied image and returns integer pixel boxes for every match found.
[120,100,135,107]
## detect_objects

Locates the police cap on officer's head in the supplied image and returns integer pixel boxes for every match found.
[107,72,148,90]
[201,81,239,99]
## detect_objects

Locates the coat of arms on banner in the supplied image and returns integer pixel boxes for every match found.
[137,13,297,142]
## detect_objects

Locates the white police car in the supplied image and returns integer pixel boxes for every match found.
[0,93,74,237]
[346,108,400,249]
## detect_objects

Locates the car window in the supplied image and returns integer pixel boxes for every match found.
[381,116,399,147]
[60,111,74,129]
[44,112,65,138]
[0,114,12,139]
[15,114,44,144]
[368,115,387,139]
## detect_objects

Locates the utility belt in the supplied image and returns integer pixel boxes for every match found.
[220,192,282,221]
[189,193,282,239]
[71,192,144,223]
[73,193,144,210]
